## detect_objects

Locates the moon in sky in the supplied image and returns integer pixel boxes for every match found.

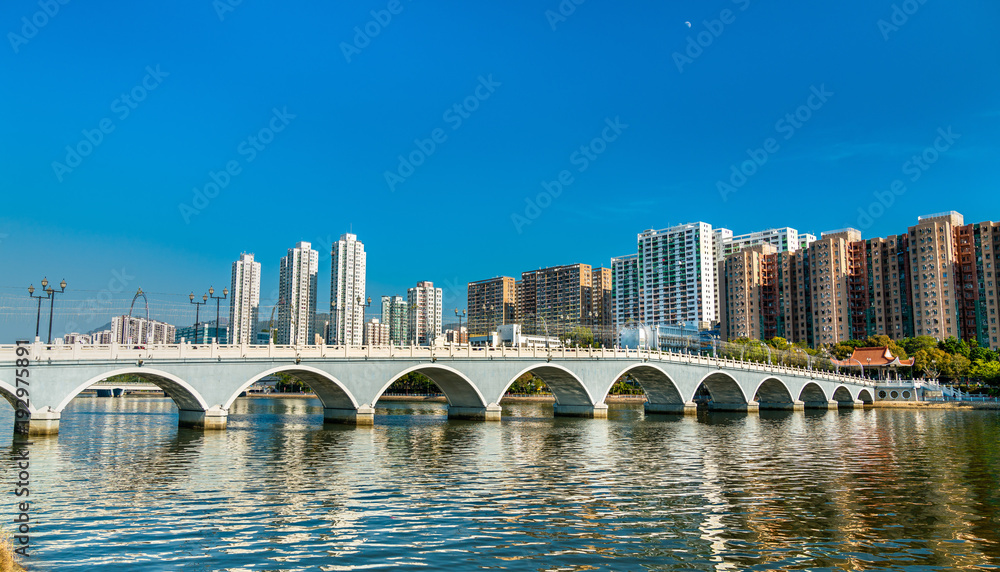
[685,21,691,27]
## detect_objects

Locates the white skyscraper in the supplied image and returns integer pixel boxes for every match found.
[229,253,261,345]
[330,233,367,346]
[637,222,716,326]
[277,241,318,345]
[408,281,442,346]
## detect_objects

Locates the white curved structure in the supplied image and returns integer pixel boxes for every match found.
[0,342,876,435]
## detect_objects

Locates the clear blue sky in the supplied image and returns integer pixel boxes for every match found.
[1,0,998,340]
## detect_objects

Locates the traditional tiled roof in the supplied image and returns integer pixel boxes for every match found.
[834,346,914,367]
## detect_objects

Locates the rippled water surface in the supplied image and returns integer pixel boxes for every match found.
[3,397,1000,571]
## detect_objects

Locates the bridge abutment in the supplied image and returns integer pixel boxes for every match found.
[324,406,375,426]
[553,403,608,419]
[16,410,60,436]
[178,408,228,430]
[448,403,502,421]
[644,401,697,415]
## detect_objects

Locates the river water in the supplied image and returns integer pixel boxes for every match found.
[2,397,999,571]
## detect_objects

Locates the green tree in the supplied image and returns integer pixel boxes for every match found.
[768,337,789,351]
[938,336,971,357]
[565,326,595,347]
[830,343,855,360]
[900,336,938,356]
[970,346,999,363]
[863,334,908,359]
[948,354,971,380]
[914,348,951,380]
[969,360,1000,384]
[609,374,644,395]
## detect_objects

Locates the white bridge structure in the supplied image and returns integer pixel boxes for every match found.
[1,342,877,435]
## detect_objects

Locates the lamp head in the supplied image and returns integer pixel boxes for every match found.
[60,279,67,290]
[223,288,228,297]
[41,277,48,288]
[209,287,214,296]
[202,294,208,302]
[189,293,195,302]
[28,285,34,295]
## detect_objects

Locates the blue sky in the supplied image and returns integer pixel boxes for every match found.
[1,0,998,340]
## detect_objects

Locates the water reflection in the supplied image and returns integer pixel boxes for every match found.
[0,397,997,570]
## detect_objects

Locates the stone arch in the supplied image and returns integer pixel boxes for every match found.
[0,379,27,412]
[502,364,594,406]
[55,368,209,413]
[223,365,359,410]
[691,371,748,405]
[797,382,828,404]
[753,377,794,404]
[857,388,874,404]
[376,364,488,409]
[831,386,854,404]
[601,364,683,405]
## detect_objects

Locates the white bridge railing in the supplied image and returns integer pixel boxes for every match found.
[0,342,875,387]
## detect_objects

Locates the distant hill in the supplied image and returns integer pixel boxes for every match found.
[87,322,112,334]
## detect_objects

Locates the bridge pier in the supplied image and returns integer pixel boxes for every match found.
[178,408,228,430]
[707,401,759,413]
[553,403,608,419]
[644,401,697,415]
[15,410,60,436]
[852,400,865,409]
[96,389,114,398]
[324,406,375,426]
[448,403,502,421]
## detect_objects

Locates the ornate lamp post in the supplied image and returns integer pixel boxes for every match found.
[356,296,372,346]
[209,286,228,344]
[454,308,466,345]
[28,279,49,341]
[189,292,208,343]
[42,278,67,344]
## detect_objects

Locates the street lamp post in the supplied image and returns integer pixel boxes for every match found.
[189,292,208,343]
[42,278,67,344]
[208,287,228,344]
[28,280,49,341]
[356,296,372,346]
[454,308,466,345]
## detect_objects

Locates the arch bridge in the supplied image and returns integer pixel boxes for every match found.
[0,342,876,435]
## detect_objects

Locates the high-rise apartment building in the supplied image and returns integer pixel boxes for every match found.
[408,281,442,345]
[380,295,409,345]
[467,276,516,335]
[862,234,913,339]
[363,319,390,346]
[111,315,176,345]
[591,267,613,344]
[330,233,367,346]
[517,264,608,338]
[637,222,716,326]
[277,241,318,345]
[611,254,641,330]
[908,212,963,340]
[229,253,261,345]
[957,221,1000,348]
[717,212,1000,351]
[721,244,776,341]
